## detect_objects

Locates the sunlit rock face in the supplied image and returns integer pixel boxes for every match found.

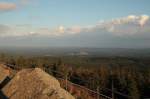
[0,64,10,88]
[2,68,75,99]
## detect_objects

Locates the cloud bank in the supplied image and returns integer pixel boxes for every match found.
[0,15,150,38]
[97,15,150,36]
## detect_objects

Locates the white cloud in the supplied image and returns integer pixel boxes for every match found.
[139,15,149,26]
[58,26,65,33]
[95,15,150,36]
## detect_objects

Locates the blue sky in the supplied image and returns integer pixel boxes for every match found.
[1,0,150,27]
[0,0,150,48]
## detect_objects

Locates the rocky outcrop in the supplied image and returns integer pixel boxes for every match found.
[0,64,11,89]
[2,68,75,99]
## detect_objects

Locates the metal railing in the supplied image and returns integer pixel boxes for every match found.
[45,68,131,99]
[48,69,112,99]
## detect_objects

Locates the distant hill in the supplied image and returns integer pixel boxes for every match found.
[0,47,150,57]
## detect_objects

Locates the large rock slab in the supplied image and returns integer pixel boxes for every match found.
[2,68,74,99]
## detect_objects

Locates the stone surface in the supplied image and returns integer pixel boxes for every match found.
[0,64,10,85]
[2,68,74,99]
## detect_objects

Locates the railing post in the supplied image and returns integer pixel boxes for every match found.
[111,70,115,99]
[112,79,114,99]
[97,86,100,99]
[65,74,68,90]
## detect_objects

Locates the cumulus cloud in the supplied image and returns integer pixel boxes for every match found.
[139,15,149,26]
[94,15,150,36]
[0,15,150,38]
[0,2,16,11]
